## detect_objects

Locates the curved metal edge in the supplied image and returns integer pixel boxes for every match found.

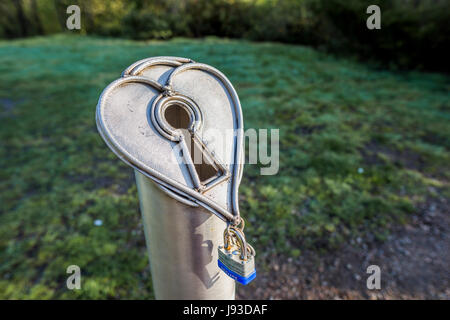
[130,59,184,77]
[152,94,203,141]
[156,184,200,207]
[96,75,234,222]
[166,63,244,221]
[122,56,195,77]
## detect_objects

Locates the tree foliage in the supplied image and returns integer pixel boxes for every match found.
[0,0,448,71]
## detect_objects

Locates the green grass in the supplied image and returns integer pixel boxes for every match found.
[0,35,449,299]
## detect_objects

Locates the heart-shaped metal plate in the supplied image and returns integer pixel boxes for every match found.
[96,57,244,222]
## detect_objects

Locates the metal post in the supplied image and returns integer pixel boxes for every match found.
[96,56,250,300]
[135,170,235,300]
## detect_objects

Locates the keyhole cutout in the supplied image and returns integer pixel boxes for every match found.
[164,104,190,129]
[164,104,219,184]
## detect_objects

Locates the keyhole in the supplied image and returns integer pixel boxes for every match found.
[164,104,191,130]
[164,104,219,184]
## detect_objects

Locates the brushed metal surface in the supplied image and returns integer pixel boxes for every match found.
[135,170,235,300]
[96,58,244,222]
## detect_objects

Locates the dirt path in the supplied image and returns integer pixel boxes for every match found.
[237,197,449,300]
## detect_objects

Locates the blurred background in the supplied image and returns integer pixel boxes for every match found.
[0,0,449,299]
[1,0,449,71]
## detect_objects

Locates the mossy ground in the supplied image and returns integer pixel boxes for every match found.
[0,35,448,299]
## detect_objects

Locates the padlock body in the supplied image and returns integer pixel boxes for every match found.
[218,246,256,285]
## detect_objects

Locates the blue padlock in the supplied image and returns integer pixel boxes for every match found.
[218,226,256,285]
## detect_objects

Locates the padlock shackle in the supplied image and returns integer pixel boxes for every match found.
[224,226,248,261]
